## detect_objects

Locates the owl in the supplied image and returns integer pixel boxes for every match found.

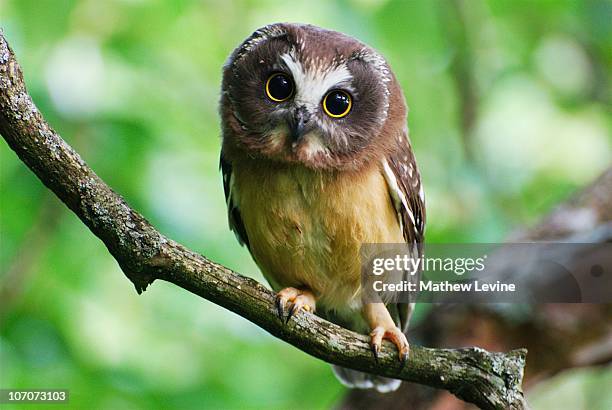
[219,23,425,392]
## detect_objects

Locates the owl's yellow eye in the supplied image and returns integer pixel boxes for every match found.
[322,90,352,118]
[265,73,293,102]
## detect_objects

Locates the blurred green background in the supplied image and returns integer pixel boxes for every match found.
[1,0,610,409]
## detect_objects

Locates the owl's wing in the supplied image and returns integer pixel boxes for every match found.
[381,132,426,332]
[220,153,250,250]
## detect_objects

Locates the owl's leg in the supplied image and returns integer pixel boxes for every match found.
[363,302,409,363]
[275,287,316,324]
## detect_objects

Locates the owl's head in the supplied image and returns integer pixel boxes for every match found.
[221,23,406,170]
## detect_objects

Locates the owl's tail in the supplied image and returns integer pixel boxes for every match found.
[331,365,401,393]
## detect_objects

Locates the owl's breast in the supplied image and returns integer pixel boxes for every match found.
[231,159,404,311]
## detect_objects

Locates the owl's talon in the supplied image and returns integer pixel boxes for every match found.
[286,304,296,324]
[275,296,286,321]
[275,287,316,324]
[370,325,410,363]
[371,343,380,364]
[399,349,409,369]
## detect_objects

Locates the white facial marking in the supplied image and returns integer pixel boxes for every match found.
[303,133,328,158]
[281,51,353,108]
[294,132,328,159]
[264,125,288,150]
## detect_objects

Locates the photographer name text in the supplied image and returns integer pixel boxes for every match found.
[372,280,516,293]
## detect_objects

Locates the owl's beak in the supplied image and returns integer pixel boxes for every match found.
[289,106,311,143]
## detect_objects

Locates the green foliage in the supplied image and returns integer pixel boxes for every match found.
[1,0,610,408]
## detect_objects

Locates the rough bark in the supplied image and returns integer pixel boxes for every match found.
[0,31,528,410]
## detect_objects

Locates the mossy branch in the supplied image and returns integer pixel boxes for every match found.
[0,32,527,410]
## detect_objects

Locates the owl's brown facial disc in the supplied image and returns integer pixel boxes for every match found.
[221,23,404,171]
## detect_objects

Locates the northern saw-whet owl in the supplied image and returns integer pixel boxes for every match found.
[220,23,425,392]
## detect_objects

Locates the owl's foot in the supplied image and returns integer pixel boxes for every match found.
[364,302,409,364]
[370,325,410,364]
[275,287,316,324]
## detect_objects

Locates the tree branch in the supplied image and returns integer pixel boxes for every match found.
[0,32,527,410]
